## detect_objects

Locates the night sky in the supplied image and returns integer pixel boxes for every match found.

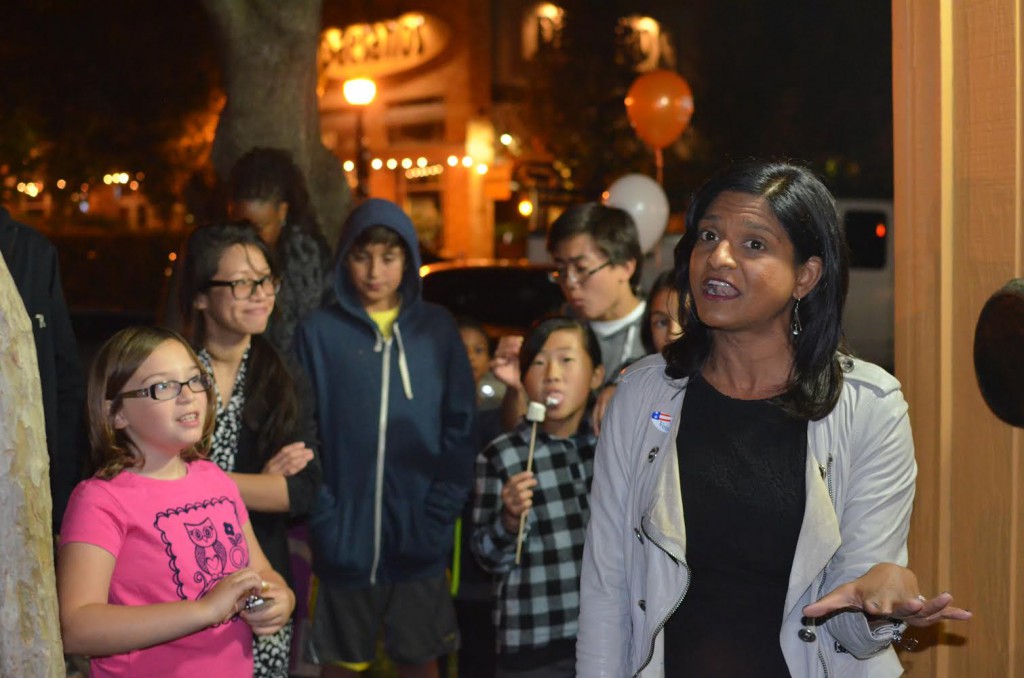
[0,0,892,207]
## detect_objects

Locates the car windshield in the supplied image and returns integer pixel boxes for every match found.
[421,266,564,336]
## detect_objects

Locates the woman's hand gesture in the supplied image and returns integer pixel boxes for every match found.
[803,562,972,627]
[262,441,314,477]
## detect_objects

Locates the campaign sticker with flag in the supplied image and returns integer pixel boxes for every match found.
[651,410,673,433]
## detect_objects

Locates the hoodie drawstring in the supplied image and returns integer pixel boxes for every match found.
[394,323,414,400]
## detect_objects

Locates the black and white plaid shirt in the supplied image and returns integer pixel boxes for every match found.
[470,420,596,654]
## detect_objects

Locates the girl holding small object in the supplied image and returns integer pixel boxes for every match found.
[57,326,295,677]
[471,316,604,677]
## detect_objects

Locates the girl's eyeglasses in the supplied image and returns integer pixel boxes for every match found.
[117,373,214,401]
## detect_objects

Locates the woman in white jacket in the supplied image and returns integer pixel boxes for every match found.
[576,160,970,677]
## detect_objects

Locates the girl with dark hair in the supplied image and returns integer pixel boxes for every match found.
[577,161,970,677]
[58,326,294,676]
[640,269,683,355]
[180,223,321,677]
[229,147,333,353]
[472,316,604,677]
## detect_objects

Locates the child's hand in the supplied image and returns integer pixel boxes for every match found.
[491,335,524,388]
[201,568,263,625]
[263,442,314,477]
[501,470,537,532]
[240,579,296,636]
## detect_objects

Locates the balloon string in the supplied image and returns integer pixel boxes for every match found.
[655,148,664,186]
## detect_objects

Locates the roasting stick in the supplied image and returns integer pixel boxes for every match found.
[515,398,556,564]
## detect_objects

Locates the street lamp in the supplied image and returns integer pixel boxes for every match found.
[343,77,377,199]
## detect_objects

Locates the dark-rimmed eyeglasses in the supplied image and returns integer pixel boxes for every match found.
[117,373,214,402]
[205,275,281,300]
[547,260,612,286]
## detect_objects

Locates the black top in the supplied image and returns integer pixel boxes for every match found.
[664,374,807,677]
[202,335,322,586]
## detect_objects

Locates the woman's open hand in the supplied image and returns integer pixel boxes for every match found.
[803,562,972,627]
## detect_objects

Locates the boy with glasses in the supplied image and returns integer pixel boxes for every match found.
[494,203,645,427]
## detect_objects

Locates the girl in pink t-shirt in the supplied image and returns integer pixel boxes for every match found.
[58,326,296,677]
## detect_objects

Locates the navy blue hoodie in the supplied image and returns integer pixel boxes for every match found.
[293,199,477,586]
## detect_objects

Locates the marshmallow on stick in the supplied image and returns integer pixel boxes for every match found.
[515,400,550,564]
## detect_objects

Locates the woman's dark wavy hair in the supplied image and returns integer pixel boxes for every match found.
[179,222,302,464]
[663,160,851,421]
[228,147,321,243]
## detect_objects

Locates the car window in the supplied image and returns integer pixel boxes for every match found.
[422,267,563,336]
[844,209,888,270]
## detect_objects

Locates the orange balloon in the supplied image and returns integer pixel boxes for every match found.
[625,70,695,150]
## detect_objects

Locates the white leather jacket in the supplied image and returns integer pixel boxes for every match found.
[577,354,916,677]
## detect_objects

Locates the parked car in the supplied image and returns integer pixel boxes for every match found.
[420,258,563,337]
[837,198,894,371]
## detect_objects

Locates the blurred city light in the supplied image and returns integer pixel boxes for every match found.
[342,78,377,106]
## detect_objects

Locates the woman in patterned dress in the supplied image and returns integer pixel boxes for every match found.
[180,222,322,677]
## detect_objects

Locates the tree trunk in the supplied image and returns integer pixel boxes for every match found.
[0,251,64,677]
[202,0,350,250]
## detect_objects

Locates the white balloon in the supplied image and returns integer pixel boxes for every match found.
[604,173,669,255]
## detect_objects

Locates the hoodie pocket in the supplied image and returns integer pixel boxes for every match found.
[393,500,454,568]
[307,486,370,575]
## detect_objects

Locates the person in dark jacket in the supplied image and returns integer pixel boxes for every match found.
[293,198,477,677]
[179,222,322,677]
[0,205,85,535]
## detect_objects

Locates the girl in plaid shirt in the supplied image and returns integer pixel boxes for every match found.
[471,317,605,677]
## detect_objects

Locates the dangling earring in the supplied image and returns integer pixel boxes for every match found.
[685,292,701,325]
[791,297,802,337]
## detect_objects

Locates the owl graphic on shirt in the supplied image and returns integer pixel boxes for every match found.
[184,517,228,594]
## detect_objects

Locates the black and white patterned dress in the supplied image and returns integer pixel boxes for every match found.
[199,346,293,677]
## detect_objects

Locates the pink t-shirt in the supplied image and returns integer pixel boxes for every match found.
[61,460,254,677]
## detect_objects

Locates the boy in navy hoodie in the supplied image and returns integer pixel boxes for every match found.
[294,199,477,676]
